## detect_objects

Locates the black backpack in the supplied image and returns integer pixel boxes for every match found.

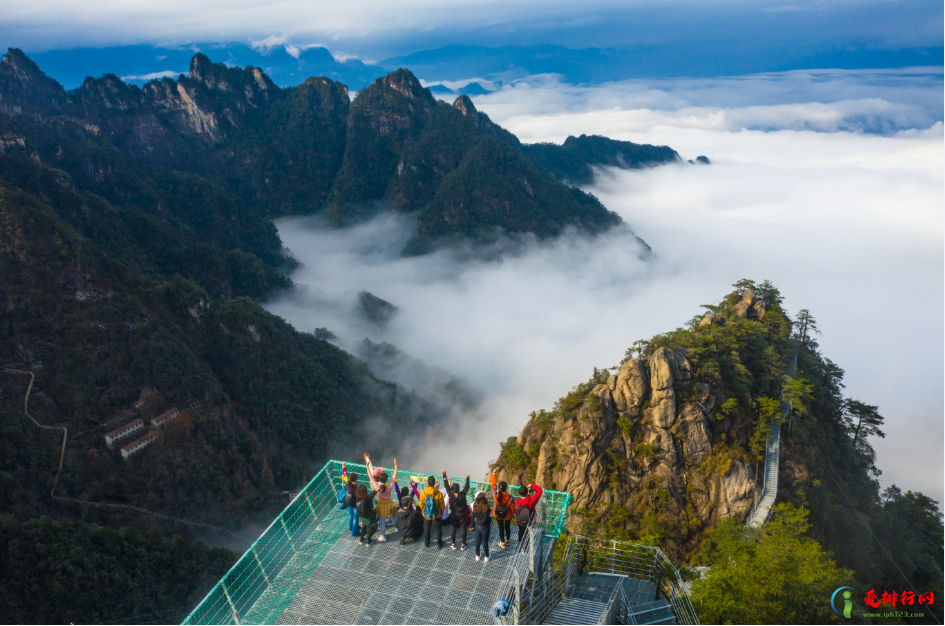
[515,502,532,525]
[344,484,356,508]
[356,496,374,518]
[494,493,510,518]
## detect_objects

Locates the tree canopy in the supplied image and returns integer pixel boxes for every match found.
[691,503,855,624]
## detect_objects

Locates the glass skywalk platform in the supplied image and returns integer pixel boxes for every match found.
[182,460,697,625]
[183,460,571,625]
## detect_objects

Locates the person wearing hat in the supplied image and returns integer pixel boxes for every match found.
[418,474,446,548]
[395,495,422,544]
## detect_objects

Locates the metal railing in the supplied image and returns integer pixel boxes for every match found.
[496,534,699,625]
[182,461,572,625]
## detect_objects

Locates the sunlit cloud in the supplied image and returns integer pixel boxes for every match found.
[120,69,186,81]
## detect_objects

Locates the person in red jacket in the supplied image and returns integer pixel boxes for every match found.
[514,483,543,547]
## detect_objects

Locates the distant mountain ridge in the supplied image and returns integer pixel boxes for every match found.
[0,48,680,251]
[28,43,387,91]
[26,42,945,92]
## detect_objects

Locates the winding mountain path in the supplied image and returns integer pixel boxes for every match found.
[2,366,229,533]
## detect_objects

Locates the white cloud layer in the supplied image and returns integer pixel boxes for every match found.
[265,73,944,504]
[119,69,186,81]
[474,68,943,136]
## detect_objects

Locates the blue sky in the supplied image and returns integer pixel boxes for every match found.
[3,0,942,79]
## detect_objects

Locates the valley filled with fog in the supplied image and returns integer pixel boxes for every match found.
[266,69,944,501]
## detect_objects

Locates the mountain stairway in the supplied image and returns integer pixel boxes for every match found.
[746,355,797,527]
[542,598,610,625]
[624,599,676,625]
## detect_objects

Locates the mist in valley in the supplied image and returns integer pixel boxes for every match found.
[265,69,944,501]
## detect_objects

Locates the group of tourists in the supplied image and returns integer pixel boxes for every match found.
[340,455,543,563]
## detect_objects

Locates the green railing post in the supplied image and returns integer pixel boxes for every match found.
[221,581,242,625]
[279,518,297,554]
[253,549,270,587]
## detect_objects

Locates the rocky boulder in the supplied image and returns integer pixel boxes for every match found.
[732,288,756,317]
[674,402,713,465]
[612,358,647,414]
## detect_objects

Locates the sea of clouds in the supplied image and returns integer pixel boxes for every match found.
[266,68,944,501]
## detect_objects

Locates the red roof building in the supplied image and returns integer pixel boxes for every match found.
[105,418,144,447]
[120,430,159,459]
[151,407,179,428]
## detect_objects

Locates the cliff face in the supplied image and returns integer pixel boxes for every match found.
[494,287,784,559]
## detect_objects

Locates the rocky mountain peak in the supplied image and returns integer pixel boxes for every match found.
[0,48,69,117]
[495,339,755,549]
[452,94,477,117]
[187,53,276,105]
[380,68,434,104]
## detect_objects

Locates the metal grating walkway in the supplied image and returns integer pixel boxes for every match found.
[273,507,517,625]
[184,461,572,625]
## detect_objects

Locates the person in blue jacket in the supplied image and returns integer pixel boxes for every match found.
[342,461,359,537]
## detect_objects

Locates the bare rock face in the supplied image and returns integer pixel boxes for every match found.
[648,388,677,429]
[493,334,758,547]
[711,460,757,519]
[751,300,766,319]
[649,347,676,389]
[732,288,756,317]
[675,403,713,465]
[613,358,647,413]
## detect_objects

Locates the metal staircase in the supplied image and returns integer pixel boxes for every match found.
[495,535,698,625]
[543,598,611,625]
[746,355,797,527]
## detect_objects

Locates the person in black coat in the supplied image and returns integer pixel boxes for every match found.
[355,483,379,546]
[445,471,471,550]
[395,496,422,544]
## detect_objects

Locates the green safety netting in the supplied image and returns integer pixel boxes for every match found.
[183,460,572,625]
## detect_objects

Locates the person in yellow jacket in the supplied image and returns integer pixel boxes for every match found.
[418,473,446,548]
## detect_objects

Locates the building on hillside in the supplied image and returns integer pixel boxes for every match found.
[105,418,144,447]
[120,430,159,459]
[151,407,179,428]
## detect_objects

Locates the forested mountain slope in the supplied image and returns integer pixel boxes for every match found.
[0,48,679,251]
[0,46,678,623]
[493,282,943,621]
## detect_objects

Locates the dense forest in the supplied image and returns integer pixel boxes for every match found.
[0,44,683,623]
[493,280,943,623]
[0,514,235,624]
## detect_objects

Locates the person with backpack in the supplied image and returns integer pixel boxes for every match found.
[490,473,515,548]
[395,495,422,544]
[418,475,446,548]
[514,483,544,547]
[355,483,380,546]
[365,454,398,543]
[341,462,360,538]
[472,491,492,563]
[444,470,471,550]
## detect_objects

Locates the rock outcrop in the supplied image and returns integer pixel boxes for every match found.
[494,296,774,556]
